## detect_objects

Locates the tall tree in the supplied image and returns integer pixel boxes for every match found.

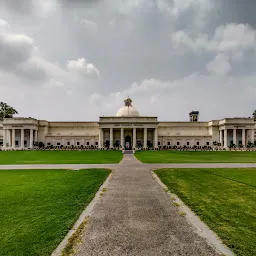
[253,110,256,121]
[0,102,18,120]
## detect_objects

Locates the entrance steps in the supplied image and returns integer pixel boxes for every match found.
[123,150,134,154]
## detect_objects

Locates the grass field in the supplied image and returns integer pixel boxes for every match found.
[0,150,123,164]
[136,150,256,163]
[154,168,256,256]
[0,169,111,256]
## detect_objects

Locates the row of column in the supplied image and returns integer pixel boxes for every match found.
[99,127,158,149]
[3,128,37,148]
[220,128,254,148]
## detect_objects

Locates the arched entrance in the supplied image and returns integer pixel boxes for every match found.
[125,135,132,150]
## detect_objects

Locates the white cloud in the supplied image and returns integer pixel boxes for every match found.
[88,73,256,121]
[0,19,10,30]
[206,54,231,76]
[67,58,100,79]
[0,28,47,81]
[0,33,37,65]
[156,0,213,27]
[0,19,99,86]
[157,0,203,17]
[80,19,98,33]
[172,23,256,54]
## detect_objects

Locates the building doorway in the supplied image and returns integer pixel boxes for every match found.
[125,135,132,150]
[105,140,110,148]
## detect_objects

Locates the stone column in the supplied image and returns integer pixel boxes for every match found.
[242,129,246,147]
[21,129,24,148]
[7,129,11,148]
[110,128,113,148]
[144,128,147,149]
[99,128,103,148]
[154,128,158,148]
[219,130,223,146]
[121,128,124,148]
[12,129,15,149]
[3,129,6,148]
[251,129,255,144]
[133,128,136,149]
[224,129,228,148]
[233,128,237,146]
[35,130,38,143]
[29,129,33,148]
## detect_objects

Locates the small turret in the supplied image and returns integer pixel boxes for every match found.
[189,111,199,122]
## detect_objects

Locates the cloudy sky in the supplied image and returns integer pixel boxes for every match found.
[0,0,256,121]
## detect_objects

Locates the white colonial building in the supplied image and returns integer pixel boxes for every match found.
[0,97,255,150]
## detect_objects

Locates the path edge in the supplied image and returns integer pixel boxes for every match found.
[152,171,234,256]
[51,169,113,256]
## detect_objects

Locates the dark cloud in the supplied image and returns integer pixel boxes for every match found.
[0,0,36,14]
[206,0,256,31]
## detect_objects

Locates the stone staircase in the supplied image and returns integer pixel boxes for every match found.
[123,150,134,154]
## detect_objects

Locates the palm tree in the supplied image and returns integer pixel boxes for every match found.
[253,110,256,121]
[0,102,18,120]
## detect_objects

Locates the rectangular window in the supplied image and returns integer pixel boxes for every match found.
[158,141,160,146]
[167,141,170,146]
[67,142,70,145]
[187,142,190,146]
[87,142,90,145]
[15,141,19,146]
[197,142,200,146]
[57,142,61,146]
[95,142,98,146]
[177,142,180,146]
[206,142,210,146]
[77,142,80,146]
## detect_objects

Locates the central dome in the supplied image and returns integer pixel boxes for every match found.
[116,97,139,117]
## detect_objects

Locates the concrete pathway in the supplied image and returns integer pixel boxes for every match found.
[1,162,256,170]
[0,164,117,170]
[72,155,220,256]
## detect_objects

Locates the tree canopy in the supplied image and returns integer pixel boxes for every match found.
[253,110,256,121]
[0,102,18,120]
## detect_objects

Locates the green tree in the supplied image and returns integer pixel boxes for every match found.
[0,102,18,120]
[253,110,256,121]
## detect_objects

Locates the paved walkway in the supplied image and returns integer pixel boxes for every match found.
[72,155,220,256]
[1,162,256,170]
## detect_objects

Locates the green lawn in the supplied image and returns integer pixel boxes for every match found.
[136,150,256,163]
[154,168,256,256]
[0,169,111,256]
[0,150,123,164]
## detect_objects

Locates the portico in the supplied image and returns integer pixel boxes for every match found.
[219,118,255,147]
[98,125,159,149]
[98,97,159,149]
[2,118,38,149]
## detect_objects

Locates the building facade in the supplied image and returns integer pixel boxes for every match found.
[0,98,255,149]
